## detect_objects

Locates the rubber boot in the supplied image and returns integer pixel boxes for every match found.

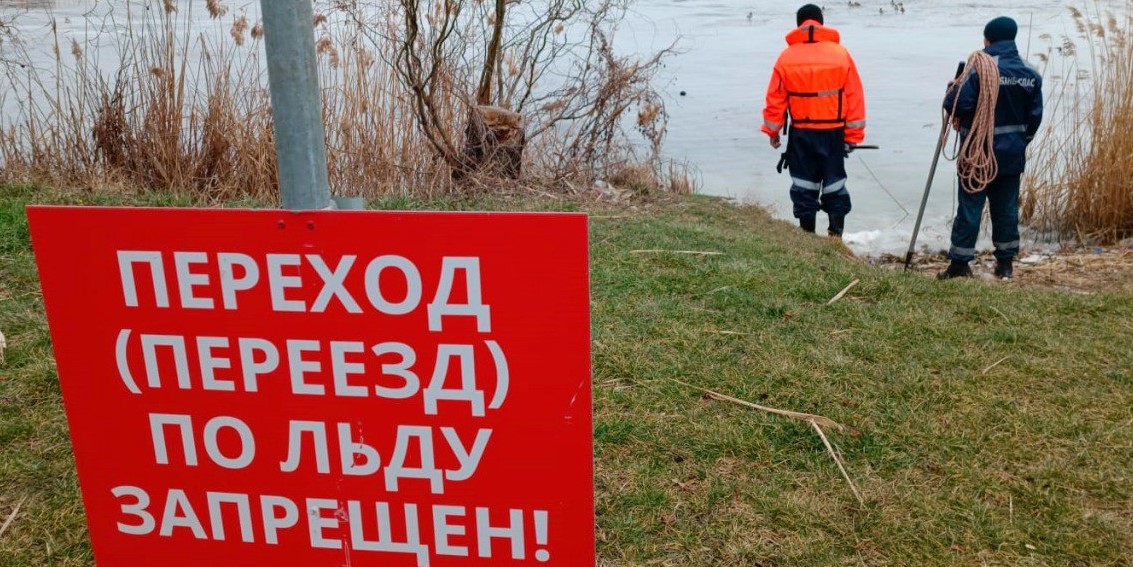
[994,258,1014,280]
[799,215,816,234]
[937,260,974,280]
[828,215,846,239]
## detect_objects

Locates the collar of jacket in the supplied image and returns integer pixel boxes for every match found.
[786,20,841,45]
[984,40,1020,58]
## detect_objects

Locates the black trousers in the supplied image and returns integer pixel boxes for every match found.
[785,127,852,223]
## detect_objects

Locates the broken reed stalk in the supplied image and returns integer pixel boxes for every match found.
[810,420,866,506]
[982,356,1010,375]
[630,249,723,256]
[826,279,860,306]
[0,496,27,539]
[670,379,864,505]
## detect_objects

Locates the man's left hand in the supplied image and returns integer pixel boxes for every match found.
[770,135,782,149]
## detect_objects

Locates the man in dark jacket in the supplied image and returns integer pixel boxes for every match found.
[939,16,1044,280]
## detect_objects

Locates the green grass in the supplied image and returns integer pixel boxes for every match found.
[2,186,1131,565]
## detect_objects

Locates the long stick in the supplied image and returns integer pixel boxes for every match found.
[906,62,967,270]
[669,378,845,432]
[826,279,860,306]
[812,421,865,506]
[0,497,26,539]
[905,119,950,270]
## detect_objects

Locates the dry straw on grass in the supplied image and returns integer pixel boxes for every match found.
[670,378,865,507]
[1024,5,1133,243]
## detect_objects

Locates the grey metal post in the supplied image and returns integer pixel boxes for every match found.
[904,120,949,270]
[260,0,332,211]
[905,61,968,270]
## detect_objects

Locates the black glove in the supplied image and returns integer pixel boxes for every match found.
[843,143,853,158]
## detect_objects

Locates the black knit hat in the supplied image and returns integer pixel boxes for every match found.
[984,16,1018,42]
[797,4,824,26]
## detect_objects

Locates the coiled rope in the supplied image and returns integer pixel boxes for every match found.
[942,50,1000,193]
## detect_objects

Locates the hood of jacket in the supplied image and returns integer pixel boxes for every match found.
[786,20,842,46]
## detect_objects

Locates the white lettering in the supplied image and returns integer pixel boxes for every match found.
[238,337,279,392]
[266,254,305,312]
[337,423,381,476]
[197,336,234,392]
[305,498,342,550]
[428,257,491,332]
[206,492,255,543]
[348,501,430,566]
[424,345,485,416]
[432,505,469,557]
[112,486,156,536]
[149,413,198,466]
[308,255,362,313]
[385,426,444,494]
[330,341,367,397]
[281,421,331,473]
[173,251,214,309]
[372,342,420,400]
[441,428,491,482]
[117,251,170,308]
[141,334,191,389]
[260,495,299,545]
[1001,76,1037,88]
[286,340,325,395]
[475,508,525,559]
[160,489,207,539]
[364,256,422,315]
[217,253,260,310]
[203,416,256,470]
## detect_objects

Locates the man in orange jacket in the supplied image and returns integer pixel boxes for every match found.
[761,4,866,237]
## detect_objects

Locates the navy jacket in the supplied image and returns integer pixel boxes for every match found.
[944,41,1044,175]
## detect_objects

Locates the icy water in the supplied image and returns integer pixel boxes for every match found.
[1,0,1123,254]
[626,0,1122,254]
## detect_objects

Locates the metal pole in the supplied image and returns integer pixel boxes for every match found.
[260,0,332,211]
[905,61,967,270]
[904,121,949,270]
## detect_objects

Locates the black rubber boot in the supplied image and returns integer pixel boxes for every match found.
[799,215,817,234]
[937,260,974,280]
[828,215,846,238]
[994,258,1014,280]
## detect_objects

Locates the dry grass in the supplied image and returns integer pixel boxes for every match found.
[1024,5,1133,244]
[0,0,675,200]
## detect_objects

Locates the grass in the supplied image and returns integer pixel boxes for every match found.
[1,185,1132,565]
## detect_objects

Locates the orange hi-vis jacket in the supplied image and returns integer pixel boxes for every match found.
[761,20,866,145]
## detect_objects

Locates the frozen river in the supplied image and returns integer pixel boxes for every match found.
[1,0,1122,254]
[625,0,1120,254]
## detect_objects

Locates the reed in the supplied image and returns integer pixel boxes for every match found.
[0,0,674,201]
[1023,4,1133,244]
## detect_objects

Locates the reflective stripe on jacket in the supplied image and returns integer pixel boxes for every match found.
[761,20,867,144]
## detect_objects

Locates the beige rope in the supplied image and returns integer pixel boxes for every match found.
[943,50,1001,193]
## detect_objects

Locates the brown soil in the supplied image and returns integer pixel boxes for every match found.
[872,246,1133,294]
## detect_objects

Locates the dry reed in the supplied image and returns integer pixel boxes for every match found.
[0,0,680,201]
[1024,4,1133,243]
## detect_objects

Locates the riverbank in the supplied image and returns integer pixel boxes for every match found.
[882,246,1133,294]
[1,185,1131,565]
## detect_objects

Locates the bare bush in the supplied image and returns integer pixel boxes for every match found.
[343,0,675,186]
